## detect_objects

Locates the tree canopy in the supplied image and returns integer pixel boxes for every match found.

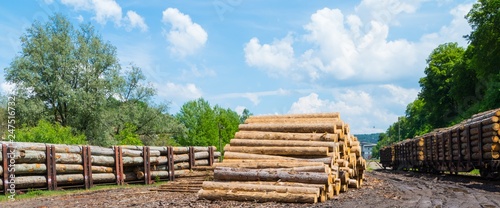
[175,98,241,151]
[4,14,185,146]
[374,0,500,157]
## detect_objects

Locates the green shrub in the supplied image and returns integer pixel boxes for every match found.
[116,123,143,146]
[16,120,87,145]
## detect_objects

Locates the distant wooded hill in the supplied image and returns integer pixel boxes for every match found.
[354,133,380,144]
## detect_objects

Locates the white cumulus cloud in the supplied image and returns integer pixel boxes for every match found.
[244,35,295,78]
[288,84,419,134]
[216,88,290,105]
[156,82,202,101]
[125,11,148,32]
[243,1,472,84]
[162,8,208,57]
[60,0,148,32]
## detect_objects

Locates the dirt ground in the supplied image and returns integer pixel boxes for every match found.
[2,165,500,208]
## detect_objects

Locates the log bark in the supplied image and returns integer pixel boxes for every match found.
[214,161,326,169]
[150,170,213,178]
[234,131,338,142]
[224,145,329,156]
[472,143,500,153]
[0,164,113,175]
[238,123,338,133]
[198,189,318,203]
[229,139,337,151]
[246,113,340,120]
[245,117,339,124]
[222,152,334,166]
[3,173,117,189]
[214,167,331,185]
[202,181,320,196]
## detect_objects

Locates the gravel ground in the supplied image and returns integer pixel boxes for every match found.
[2,167,499,208]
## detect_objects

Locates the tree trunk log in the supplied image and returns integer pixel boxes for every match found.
[198,189,318,203]
[0,164,113,175]
[229,139,337,151]
[214,161,326,169]
[202,181,320,196]
[238,123,338,133]
[222,152,333,166]
[234,131,338,142]
[214,167,331,185]
[224,145,329,156]
[246,112,340,120]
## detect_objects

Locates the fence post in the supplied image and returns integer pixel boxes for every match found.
[83,146,93,189]
[208,146,214,166]
[114,146,124,185]
[143,146,151,184]
[167,146,175,181]
[188,146,195,170]
[46,145,57,190]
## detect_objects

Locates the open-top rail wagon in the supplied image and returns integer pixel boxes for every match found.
[380,108,500,180]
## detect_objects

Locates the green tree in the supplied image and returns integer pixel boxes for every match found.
[419,42,465,128]
[115,123,143,145]
[5,14,120,145]
[239,108,253,124]
[176,98,218,146]
[215,105,240,151]
[466,0,500,111]
[106,65,186,145]
[175,98,241,151]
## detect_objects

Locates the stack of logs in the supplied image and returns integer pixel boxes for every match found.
[456,109,500,160]
[0,142,220,192]
[388,108,500,172]
[198,113,366,204]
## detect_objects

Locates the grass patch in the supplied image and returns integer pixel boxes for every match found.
[0,181,168,202]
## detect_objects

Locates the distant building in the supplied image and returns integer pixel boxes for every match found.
[361,142,376,159]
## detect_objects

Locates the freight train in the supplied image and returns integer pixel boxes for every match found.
[380,108,500,180]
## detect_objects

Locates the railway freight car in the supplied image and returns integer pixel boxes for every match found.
[380,108,500,180]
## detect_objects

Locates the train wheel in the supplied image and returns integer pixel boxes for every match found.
[480,169,490,178]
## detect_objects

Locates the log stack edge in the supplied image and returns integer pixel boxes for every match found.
[198,112,367,204]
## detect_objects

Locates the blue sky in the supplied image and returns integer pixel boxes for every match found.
[0,0,475,134]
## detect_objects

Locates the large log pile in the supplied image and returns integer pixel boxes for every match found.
[0,142,220,192]
[389,108,500,176]
[198,113,367,204]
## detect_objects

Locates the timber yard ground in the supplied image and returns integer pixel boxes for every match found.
[2,163,500,208]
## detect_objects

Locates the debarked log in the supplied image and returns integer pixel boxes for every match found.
[224,145,329,156]
[202,181,321,196]
[198,189,318,203]
[0,164,113,175]
[214,161,326,169]
[229,139,338,151]
[238,123,338,133]
[0,173,117,189]
[214,167,332,185]
[222,152,333,165]
[234,131,338,142]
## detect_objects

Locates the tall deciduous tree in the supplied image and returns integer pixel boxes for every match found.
[175,98,241,150]
[215,105,240,151]
[176,98,218,146]
[466,0,500,110]
[239,108,253,124]
[4,14,186,146]
[5,14,120,145]
[419,42,464,128]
